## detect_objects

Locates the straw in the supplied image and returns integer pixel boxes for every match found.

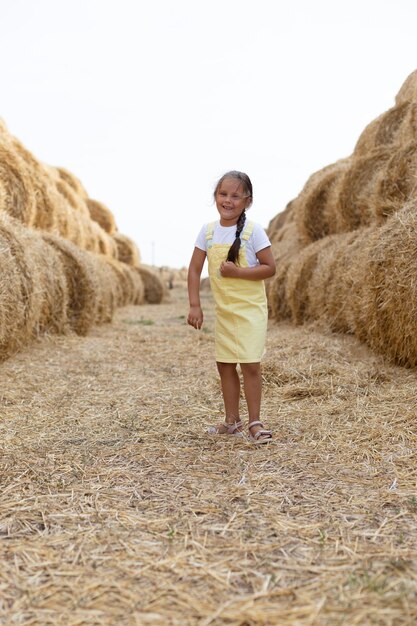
[0,285,416,625]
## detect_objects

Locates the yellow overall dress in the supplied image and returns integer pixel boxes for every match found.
[206,221,268,363]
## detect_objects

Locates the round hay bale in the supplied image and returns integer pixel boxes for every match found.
[304,233,350,326]
[6,135,63,231]
[295,159,351,243]
[104,258,145,307]
[34,240,69,335]
[0,141,37,226]
[351,203,417,366]
[285,237,337,325]
[130,266,145,305]
[370,141,417,223]
[323,231,367,334]
[113,233,141,266]
[0,219,39,358]
[87,256,121,323]
[342,228,382,344]
[63,209,89,250]
[31,174,62,232]
[135,265,165,304]
[353,103,410,156]
[86,221,118,259]
[87,198,117,235]
[55,166,89,199]
[55,178,90,216]
[267,256,293,321]
[0,214,69,357]
[271,221,304,263]
[395,69,417,105]
[42,234,99,335]
[336,149,391,233]
[268,222,304,320]
[267,200,295,244]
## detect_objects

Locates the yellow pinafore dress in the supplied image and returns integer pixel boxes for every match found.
[206,221,268,363]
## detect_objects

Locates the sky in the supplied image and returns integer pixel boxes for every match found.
[1,0,416,269]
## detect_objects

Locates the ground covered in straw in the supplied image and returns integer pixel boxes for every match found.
[1,287,416,625]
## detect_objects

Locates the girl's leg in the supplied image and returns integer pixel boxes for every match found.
[240,362,263,436]
[216,361,242,431]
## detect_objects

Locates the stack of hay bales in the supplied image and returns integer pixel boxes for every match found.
[268,69,417,366]
[0,120,164,358]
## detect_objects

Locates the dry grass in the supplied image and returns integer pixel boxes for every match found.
[0,286,416,625]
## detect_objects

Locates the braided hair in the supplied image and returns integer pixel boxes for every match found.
[214,171,253,265]
[226,209,246,263]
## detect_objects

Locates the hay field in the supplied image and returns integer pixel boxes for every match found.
[1,286,416,626]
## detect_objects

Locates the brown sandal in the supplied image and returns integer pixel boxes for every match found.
[207,420,243,436]
[248,421,272,444]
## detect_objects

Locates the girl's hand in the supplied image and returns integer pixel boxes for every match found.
[187,305,203,330]
[220,261,240,277]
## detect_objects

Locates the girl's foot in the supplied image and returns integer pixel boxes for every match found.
[208,420,243,435]
[248,421,272,444]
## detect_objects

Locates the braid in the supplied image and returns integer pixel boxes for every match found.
[226,210,246,264]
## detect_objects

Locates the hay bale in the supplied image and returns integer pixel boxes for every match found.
[267,256,293,321]
[89,221,118,258]
[353,103,410,156]
[321,231,369,334]
[87,198,117,235]
[88,256,121,323]
[104,258,144,307]
[130,265,145,305]
[336,149,391,232]
[395,69,417,105]
[370,141,417,222]
[0,140,37,227]
[113,233,140,266]
[0,215,69,358]
[305,231,357,332]
[53,175,90,217]
[0,218,41,357]
[294,159,351,243]
[4,132,64,232]
[267,221,304,320]
[353,203,417,365]
[42,234,99,335]
[135,265,165,304]
[266,200,295,244]
[55,166,89,199]
[285,237,338,325]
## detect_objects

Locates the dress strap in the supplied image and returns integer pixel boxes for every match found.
[206,222,216,248]
[241,220,255,241]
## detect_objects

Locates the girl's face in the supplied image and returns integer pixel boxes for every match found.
[215,178,251,226]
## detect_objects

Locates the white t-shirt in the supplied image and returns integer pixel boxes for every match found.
[194,221,271,268]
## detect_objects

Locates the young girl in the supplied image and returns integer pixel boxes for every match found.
[187,171,276,444]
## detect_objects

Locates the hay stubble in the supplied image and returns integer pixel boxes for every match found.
[0,287,416,625]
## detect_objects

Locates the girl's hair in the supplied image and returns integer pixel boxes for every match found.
[214,170,253,264]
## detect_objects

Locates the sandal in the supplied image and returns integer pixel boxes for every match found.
[207,420,243,436]
[248,421,272,444]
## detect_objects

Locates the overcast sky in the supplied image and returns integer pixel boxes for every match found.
[1,0,416,268]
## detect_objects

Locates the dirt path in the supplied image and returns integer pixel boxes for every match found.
[1,287,416,625]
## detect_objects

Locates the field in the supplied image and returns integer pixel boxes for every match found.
[1,286,416,625]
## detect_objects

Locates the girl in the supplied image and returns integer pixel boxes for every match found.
[187,171,276,444]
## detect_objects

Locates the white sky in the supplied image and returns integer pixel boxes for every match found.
[1,0,416,269]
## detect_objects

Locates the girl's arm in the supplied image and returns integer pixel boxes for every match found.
[220,246,276,280]
[187,247,206,329]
